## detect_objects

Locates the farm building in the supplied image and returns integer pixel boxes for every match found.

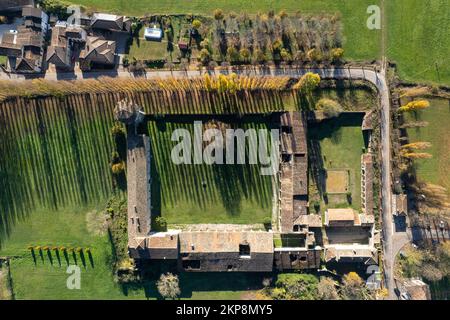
[144,27,163,41]
[178,231,274,272]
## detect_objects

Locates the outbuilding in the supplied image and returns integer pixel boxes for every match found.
[144,26,162,41]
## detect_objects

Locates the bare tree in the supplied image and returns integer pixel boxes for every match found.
[157,273,181,300]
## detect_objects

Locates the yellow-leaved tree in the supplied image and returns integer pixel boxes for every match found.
[399,99,430,112]
[293,72,321,93]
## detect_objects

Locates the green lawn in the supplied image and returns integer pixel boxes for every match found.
[148,117,273,225]
[405,98,450,194]
[0,204,264,299]
[387,0,450,85]
[128,27,170,61]
[0,203,132,299]
[68,0,381,61]
[308,114,366,212]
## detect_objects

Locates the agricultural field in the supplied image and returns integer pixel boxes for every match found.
[404,98,450,194]
[308,113,366,213]
[147,117,273,225]
[0,94,117,246]
[387,0,450,85]
[0,204,264,299]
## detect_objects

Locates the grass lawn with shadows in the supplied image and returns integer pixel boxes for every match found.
[404,98,450,194]
[148,116,273,225]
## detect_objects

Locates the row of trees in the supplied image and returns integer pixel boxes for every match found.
[28,245,91,254]
[265,272,379,300]
[197,10,344,66]
[397,95,450,217]
[0,72,321,102]
[154,271,381,300]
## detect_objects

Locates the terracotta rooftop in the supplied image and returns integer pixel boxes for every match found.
[179,231,274,254]
[127,134,151,243]
[327,208,358,222]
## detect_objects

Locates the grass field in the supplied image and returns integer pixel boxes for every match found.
[308,114,366,212]
[0,204,265,299]
[387,0,450,84]
[405,98,450,194]
[147,117,273,225]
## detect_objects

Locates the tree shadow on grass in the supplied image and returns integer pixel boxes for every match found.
[46,250,53,266]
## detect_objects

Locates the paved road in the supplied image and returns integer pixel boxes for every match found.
[0,65,396,298]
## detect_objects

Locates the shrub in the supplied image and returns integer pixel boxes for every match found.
[280,49,292,62]
[253,49,267,63]
[111,161,126,175]
[340,272,373,300]
[312,200,320,212]
[273,273,319,300]
[39,0,71,19]
[199,48,211,65]
[192,19,202,29]
[154,216,168,231]
[293,72,321,93]
[421,263,443,282]
[330,48,344,61]
[279,10,288,19]
[213,9,224,21]
[318,277,340,300]
[239,48,251,62]
[315,98,342,118]
[122,56,130,67]
[157,273,181,299]
[200,38,210,50]
[111,122,126,138]
[226,47,239,63]
[272,39,283,52]
[307,48,322,62]
[399,100,430,112]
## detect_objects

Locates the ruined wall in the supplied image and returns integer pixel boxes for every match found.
[179,252,274,272]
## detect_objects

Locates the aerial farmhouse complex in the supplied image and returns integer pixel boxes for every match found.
[120,97,379,273]
[0,0,448,302]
